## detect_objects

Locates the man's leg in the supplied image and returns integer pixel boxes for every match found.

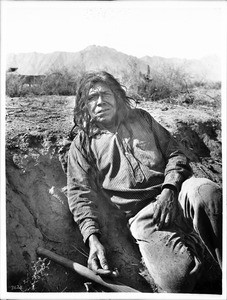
[129,202,204,293]
[178,177,222,268]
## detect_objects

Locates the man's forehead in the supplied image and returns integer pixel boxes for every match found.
[88,82,112,94]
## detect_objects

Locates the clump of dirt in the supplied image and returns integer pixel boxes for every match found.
[139,101,222,186]
[5,95,222,293]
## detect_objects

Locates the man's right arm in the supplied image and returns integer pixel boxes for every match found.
[67,133,114,275]
[67,134,101,243]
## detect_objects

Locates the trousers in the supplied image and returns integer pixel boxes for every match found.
[128,177,222,293]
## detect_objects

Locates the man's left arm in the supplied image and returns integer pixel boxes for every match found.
[150,114,193,228]
[151,116,192,192]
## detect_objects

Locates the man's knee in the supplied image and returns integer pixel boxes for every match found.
[138,231,203,293]
[179,177,222,218]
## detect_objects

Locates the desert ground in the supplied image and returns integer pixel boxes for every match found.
[5,87,222,293]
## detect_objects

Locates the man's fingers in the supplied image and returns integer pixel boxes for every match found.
[96,268,113,276]
[157,210,166,230]
[88,257,99,272]
[96,268,119,277]
[88,258,112,276]
[153,203,161,222]
[164,213,171,227]
[97,251,109,270]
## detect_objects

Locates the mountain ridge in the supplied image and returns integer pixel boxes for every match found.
[6,45,221,81]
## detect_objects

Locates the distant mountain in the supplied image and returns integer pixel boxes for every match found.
[6,45,221,82]
[140,55,221,82]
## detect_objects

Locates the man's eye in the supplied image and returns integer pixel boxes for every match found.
[103,93,112,98]
[87,92,112,102]
[88,95,98,102]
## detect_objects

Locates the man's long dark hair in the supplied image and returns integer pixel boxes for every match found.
[72,71,133,135]
[70,71,134,164]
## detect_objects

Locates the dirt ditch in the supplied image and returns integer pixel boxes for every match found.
[5,96,222,293]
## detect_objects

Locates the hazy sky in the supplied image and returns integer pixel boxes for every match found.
[2,1,226,59]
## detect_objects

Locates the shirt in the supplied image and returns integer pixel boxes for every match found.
[67,108,192,243]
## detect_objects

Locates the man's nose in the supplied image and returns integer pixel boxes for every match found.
[97,94,104,105]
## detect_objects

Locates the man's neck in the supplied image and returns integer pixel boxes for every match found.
[97,115,120,132]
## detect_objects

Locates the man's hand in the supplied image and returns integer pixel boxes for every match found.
[153,188,178,230]
[87,234,118,277]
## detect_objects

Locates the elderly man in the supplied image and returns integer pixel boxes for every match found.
[67,71,222,293]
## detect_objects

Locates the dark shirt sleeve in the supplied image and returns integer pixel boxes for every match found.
[140,109,192,192]
[67,131,101,243]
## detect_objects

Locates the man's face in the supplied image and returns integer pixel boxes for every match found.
[86,82,117,128]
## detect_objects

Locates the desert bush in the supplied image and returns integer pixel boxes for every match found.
[42,68,78,96]
[6,68,84,97]
[120,60,141,97]
[6,65,221,99]
[192,80,206,88]
[205,81,221,90]
[136,64,192,101]
[6,74,22,97]
[8,257,50,292]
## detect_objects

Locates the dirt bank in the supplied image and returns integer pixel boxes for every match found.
[6,133,150,292]
[5,95,222,293]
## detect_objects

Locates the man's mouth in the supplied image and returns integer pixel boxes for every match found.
[96,109,109,115]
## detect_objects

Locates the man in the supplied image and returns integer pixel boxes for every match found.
[67,71,222,293]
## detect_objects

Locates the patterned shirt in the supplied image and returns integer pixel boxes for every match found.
[67,108,192,242]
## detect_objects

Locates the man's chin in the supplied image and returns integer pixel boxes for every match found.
[95,113,109,122]
[95,117,115,128]
[96,117,109,124]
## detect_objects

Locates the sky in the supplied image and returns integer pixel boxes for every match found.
[1,1,226,60]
